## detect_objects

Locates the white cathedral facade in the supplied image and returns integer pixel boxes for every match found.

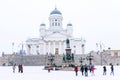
[26,8,86,55]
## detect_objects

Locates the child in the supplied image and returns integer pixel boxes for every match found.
[103,66,107,75]
[91,66,95,76]
[12,64,16,73]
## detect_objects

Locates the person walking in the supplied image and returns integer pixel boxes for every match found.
[48,66,51,72]
[74,65,78,76]
[80,65,84,76]
[21,64,23,73]
[91,66,95,76]
[103,66,107,75]
[12,64,16,73]
[18,64,23,73]
[84,65,88,77]
[18,64,20,73]
[110,64,114,75]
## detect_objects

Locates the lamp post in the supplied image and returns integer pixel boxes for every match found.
[87,52,94,65]
[63,53,66,62]
[19,41,24,65]
[45,52,48,66]
[74,46,76,54]
[12,42,14,54]
[81,44,85,54]
[96,42,104,66]
[79,57,85,66]
[48,53,55,67]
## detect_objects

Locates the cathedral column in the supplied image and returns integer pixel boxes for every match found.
[34,45,36,55]
[31,45,36,55]
[48,41,51,53]
[43,43,46,54]
[27,44,31,55]
[59,41,62,54]
[60,41,63,54]
[53,41,55,54]
[63,41,66,54]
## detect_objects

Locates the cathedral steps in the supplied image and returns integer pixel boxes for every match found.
[0,53,120,66]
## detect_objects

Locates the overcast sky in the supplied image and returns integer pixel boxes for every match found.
[0,0,120,54]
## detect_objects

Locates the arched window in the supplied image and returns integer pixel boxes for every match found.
[52,23,54,26]
[58,23,60,26]
[55,23,57,26]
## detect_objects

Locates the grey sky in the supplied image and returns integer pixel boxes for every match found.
[0,0,120,54]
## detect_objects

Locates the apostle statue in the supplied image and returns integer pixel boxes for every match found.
[66,38,70,48]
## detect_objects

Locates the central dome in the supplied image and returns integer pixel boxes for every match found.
[50,8,62,15]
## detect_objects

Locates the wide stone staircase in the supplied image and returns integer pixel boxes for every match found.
[0,53,120,66]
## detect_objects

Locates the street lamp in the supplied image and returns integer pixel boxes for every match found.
[63,53,66,62]
[86,52,94,65]
[81,44,85,54]
[74,46,76,54]
[12,42,14,54]
[48,53,55,67]
[96,42,104,66]
[79,57,85,66]
[45,52,48,66]
[19,42,25,65]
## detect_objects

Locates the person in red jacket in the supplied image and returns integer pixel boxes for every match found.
[74,65,78,76]
[48,66,51,72]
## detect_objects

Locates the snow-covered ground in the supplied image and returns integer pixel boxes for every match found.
[0,66,120,80]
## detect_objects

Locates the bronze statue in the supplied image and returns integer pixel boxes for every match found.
[66,38,70,48]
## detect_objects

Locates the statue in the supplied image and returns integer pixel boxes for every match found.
[66,38,70,48]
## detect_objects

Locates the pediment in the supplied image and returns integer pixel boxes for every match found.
[44,32,67,41]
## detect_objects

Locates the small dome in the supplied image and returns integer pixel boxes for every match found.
[40,23,46,29]
[50,8,62,15]
[40,23,46,26]
[67,23,72,26]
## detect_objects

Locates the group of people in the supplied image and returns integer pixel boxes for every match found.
[103,64,114,76]
[74,64,95,76]
[12,63,114,76]
[12,64,23,73]
[74,64,114,77]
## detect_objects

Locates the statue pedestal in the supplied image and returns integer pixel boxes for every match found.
[65,48,71,54]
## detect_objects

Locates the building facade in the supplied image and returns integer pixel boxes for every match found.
[26,8,86,55]
[104,50,120,57]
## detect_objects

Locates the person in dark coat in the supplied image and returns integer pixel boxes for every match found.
[18,64,21,73]
[74,65,78,76]
[80,65,84,76]
[110,64,114,75]
[21,64,23,73]
[84,65,88,77]
[103,66,107,75]
[18,64,23,73]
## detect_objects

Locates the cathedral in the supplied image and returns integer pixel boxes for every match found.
[26,8,86,55]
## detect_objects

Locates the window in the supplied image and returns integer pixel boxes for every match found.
[114,52,118,56]
[55,23,57,26]
[36,45,39,48]
[58,23,60,26]
[52,23,54,26]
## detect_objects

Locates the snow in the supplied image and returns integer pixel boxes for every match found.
[0,66,120,80]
